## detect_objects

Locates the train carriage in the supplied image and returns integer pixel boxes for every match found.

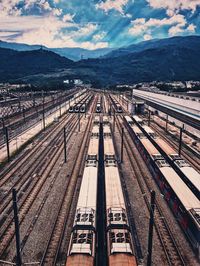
[132,116,200,200]
[103,120,137,266]
[124,115,200,256]
[66,121,100,266]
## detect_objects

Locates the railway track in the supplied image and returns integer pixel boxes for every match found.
[114,113,186,266]
[0,114,78,222]
[14,121,82,260]
[0,111,75,186]
[0,90,77,131]
[40,100,97,266]
[0,115,80,258]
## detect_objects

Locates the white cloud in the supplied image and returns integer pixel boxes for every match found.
[52,8,62,16]
[93,31,106,41]
[147,0,200,15]
[79,41,108,50]
[96,0,129,15]
[187,23,196,32]
[76,23,98,37]
[0,14,107,49]
[0,0,22,16]
[169,23,196,36]
[63,14,74,22]
[129,14,187,36]
[144,34,152,40]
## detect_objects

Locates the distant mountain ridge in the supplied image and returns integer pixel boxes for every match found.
[1,36,200,86]
[0,40,114,61]
[0,47,73,82]
[74,42,200,85]
[103,35,200,58]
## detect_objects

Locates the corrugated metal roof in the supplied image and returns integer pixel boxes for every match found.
[140,138,159,155]
[88,138,99,155]
[77,167,98,210]
[143,125,154,134]
[180,167,200,192]
[105,166,125,209]
[104,138,115,155]
[132,115,143,123]
[160,167,200,211]
[156,138,175,155]
[124,116,132,123]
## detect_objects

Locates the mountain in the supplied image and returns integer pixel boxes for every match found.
[0,40,114,61]
[0,48,73,82]
[103,35,200,58]
[74,39,200,85]
[0,40,43,51]
[1,36,200,86]
[50,47,114,61]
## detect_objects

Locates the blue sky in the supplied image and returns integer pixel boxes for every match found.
[0,0,200,49]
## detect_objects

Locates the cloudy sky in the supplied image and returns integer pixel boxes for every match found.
[0,0,200,49]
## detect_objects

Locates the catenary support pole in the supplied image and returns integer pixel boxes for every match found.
[78,112,80,132]
[113,110,116,132]
[121,127,124,163]
[12,189,22,266]
[64,127,67,163]
[42,93,45,130]
[147,190,156,266]
[178,127,183,156]
[22,107,25,122]
[148,109,151,126]
[165,114,168,132]
[5,126,10,161]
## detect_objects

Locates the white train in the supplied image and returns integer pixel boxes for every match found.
[132,115,200,201]
[66,116,100,266]
[124,115,200,257]
[103,120,137,266]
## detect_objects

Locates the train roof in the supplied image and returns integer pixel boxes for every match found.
[140,138,160,155]
[103,124,111,134]
[103,116,109,122]
[132,115,143,123]
[124,116,133,123]
[104,138,115,155]
[105,166,126,209]
[179,167,200,192]
[155,138,175,155]
[131,125,143,135]
[159,167,200,212]
[77,167,98,210]
[142,125,155,134]
[88,138,99,155]
[91,125,99,134]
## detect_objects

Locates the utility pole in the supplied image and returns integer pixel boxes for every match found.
[42,91,45,130]
[22,106,25,123]
[148,109,151,126]
[121,127,124,163]
[113,110,116,132]
[78,112,80,132]
[32,91,35,107]
[2,117,5,132]
[59,103,62,117]
[178,127,183,156]
[18,94,21,112]
[64,127,67,163]
[5,126,10,161]
[12,189,22,266]
[165,114,168,132]
[147,190,156,266]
